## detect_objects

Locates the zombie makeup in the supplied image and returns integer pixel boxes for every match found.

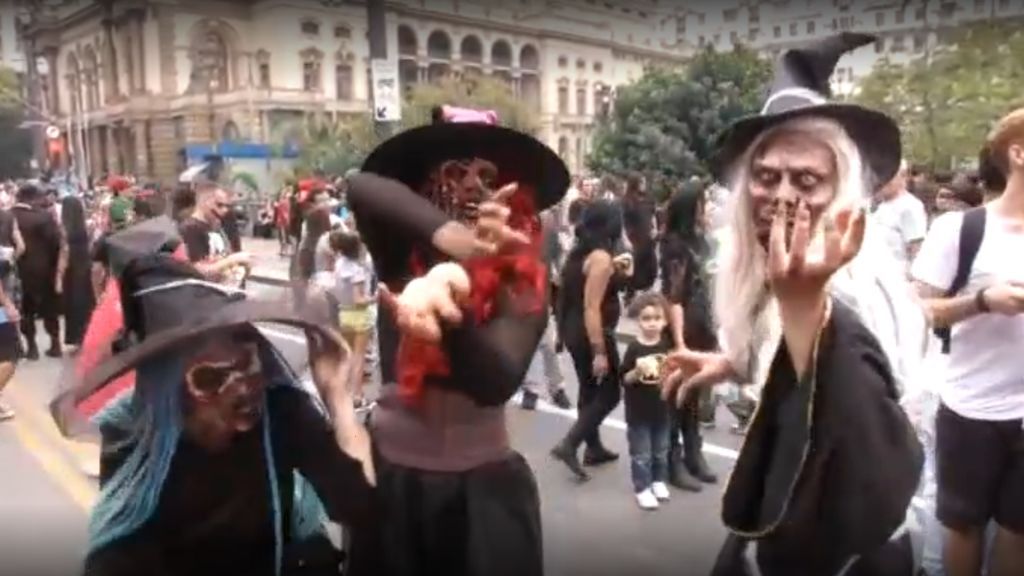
[424,158,500,223]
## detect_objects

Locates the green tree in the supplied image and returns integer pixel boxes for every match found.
[401,75,538,134]
[587,45,771,197]
[0,67,32,179]
[855,21,1024,169]
[292,113,377,177]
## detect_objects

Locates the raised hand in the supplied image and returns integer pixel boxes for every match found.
[660,348,734,408]
[768,198,866,306]
[471,182,531,255]
[379,262,471,343]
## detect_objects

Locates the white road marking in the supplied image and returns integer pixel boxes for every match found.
[257,327,742,462]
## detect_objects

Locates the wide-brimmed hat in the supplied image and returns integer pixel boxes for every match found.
[361,105,570,212]
[711,33,901,188]
[51,233,343,436]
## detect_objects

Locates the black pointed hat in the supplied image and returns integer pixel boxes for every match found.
[711,33,901,188]
[361,105,570,211]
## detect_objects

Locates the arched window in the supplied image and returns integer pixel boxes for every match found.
[222,120,241,141]
[398,25,418,57]
[519,44,539,71]
[335,53,353,100]
[460,35,483,63]
[427,30,452,60]
[301,48,324,92]
[193,30,230,92]
[65,53,81,113]
[83,47,100,110]
[491,40,512,68]
[557,136,569,160]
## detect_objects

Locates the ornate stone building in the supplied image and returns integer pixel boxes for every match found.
[21,0,690,183]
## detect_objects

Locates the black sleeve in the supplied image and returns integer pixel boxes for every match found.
[272,387,375,527]
[346,173,450,284]
[437,292,548,407]
[619,342,639,377]
[84,530,174,576]
[822,303,924,557]
[178,221,208,263]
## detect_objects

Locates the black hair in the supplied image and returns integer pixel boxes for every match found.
[61,195,89,245]
[627,291,670,320]
[572,200,623,257]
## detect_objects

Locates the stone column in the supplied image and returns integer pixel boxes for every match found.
[133,12,146,94]
[43,48,61,116]
[134,121,148,177]
[149,117,180,186]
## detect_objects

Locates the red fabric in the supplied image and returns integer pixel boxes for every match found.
[108,176,132,193]
[396,188,547,406]
[74,244,189,418]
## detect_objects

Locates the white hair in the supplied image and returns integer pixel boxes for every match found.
[715,116,927,394]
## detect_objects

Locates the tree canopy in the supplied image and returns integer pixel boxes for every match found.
[0,67,32,179]
[854,21,1024,170]
[291,74,535,179]
[587,45,771,196]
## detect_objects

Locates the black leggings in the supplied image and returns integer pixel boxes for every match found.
[562,332,620,450]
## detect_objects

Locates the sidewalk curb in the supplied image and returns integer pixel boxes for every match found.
[246,274,637,342]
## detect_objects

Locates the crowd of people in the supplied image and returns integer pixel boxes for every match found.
[0,31,1016,576]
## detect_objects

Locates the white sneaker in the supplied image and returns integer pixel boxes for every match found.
[651,482,671,501]
[635,489,660,510]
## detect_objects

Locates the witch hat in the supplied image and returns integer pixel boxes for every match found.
[361,105,569,211]
[50,248,343,436]
[711,33,901,188]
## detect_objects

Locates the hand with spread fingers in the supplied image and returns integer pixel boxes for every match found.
[768,198,866,308]
[432,182,530,260]
[379,262,472,343]
[660,347,735,408]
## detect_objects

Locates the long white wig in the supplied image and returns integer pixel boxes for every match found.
[714,117,928,395]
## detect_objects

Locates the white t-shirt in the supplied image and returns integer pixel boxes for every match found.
[911,208,1024,421]
[873,191,928,270]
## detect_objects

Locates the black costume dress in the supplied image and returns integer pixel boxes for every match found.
[621,195,657,294]
[711,301,923,576]
[346,174,547,576]
[557,246,622,452]
[84,386,375,576]
[12,203,62,350]
[61,196,97,346]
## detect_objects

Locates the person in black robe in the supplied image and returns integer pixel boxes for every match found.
[61,195,96,347]
[49,225,376,576]
[661,34,923,576]
[12,183,64,359]
[344,105,568,576]
[620,172,657,301]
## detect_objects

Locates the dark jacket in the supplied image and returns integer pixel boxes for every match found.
[712,300,923,576]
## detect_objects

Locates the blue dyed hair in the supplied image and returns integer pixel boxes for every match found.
[88,336,329,576]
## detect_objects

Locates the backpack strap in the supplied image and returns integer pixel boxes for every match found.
[934,207,986,354]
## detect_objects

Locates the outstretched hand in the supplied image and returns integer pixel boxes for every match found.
[768,199,866,307]
[660,347,733,408]
[432,183,530,260]
[378,262,471,343]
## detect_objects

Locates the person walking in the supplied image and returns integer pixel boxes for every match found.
[61,194,97,349]
[12,183,64,360]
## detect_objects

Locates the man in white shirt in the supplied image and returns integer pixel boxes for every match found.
[912,108,1024,576]
[874,160,929,272]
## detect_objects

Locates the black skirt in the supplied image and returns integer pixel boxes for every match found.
[0,321,21,362]
[347,450,543,576]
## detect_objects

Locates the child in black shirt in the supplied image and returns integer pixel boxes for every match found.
[620,292,674,510]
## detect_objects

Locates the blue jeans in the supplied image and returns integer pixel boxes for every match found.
[627,418,670,493]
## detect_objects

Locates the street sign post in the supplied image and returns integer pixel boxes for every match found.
[370,59,401,123]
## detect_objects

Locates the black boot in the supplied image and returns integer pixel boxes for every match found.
[551,442,590,481]
[24,341,39,361]
[520,390,538,411]
[46,341,63,358]
[668,447,702,492]
[550,389,572,410]
[583,443,619,466]
[683,431,718,484]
